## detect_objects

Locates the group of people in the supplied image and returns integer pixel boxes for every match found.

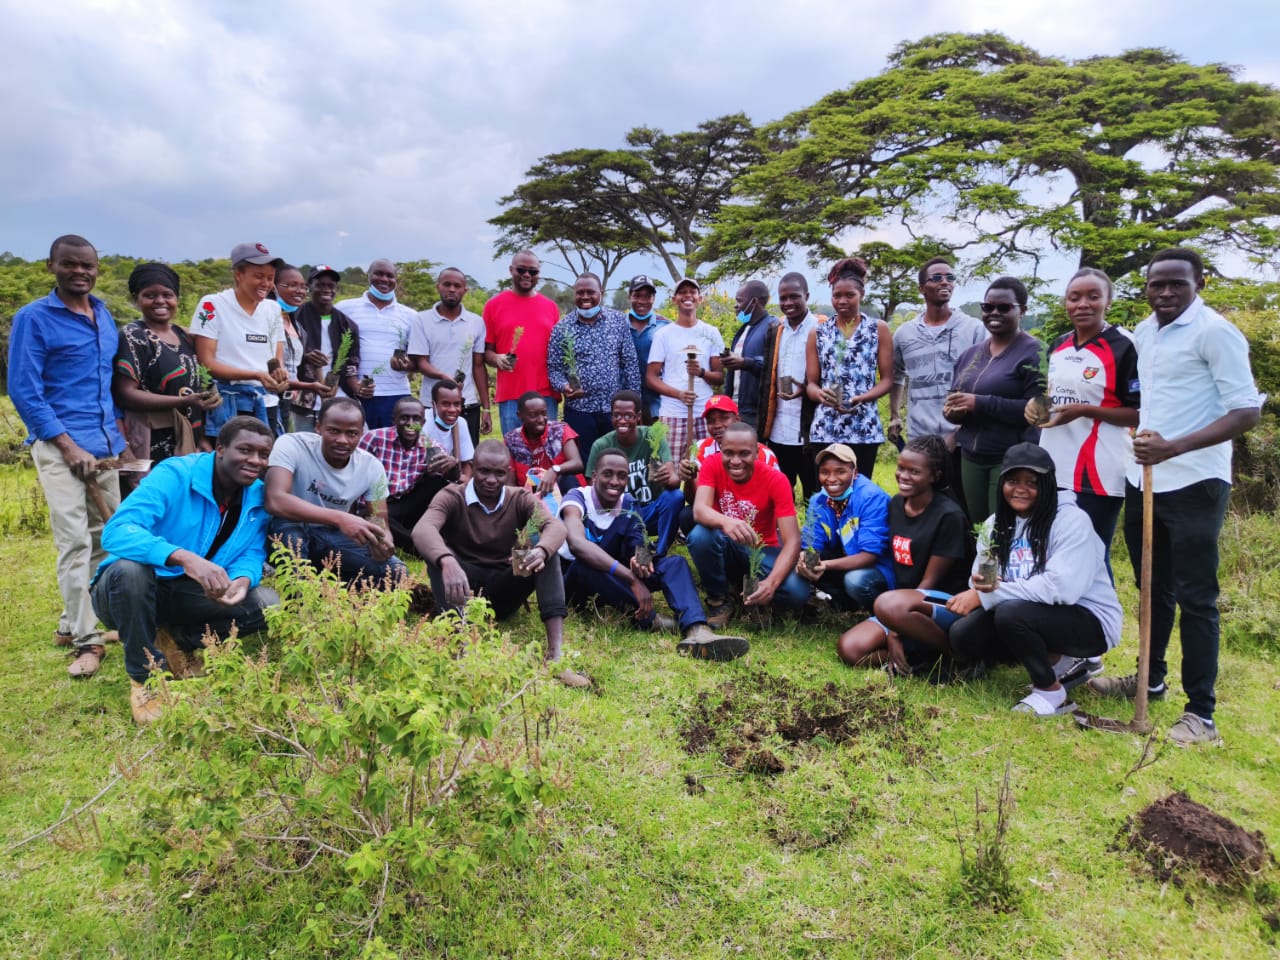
[8,236,1261,747]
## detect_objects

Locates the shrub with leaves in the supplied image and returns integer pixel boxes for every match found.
[99,546,563,939]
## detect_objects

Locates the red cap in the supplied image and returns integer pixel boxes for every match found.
[704,394,739,415]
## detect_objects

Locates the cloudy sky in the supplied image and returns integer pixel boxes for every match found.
[4,0,1278,294]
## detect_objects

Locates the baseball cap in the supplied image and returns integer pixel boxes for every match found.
[704,394,739,416]
[673,276,700,292]
[1000,442,1055,478]
[307,264,341,283]
[629,274,657,294]
[230,241,278,267]
[814,442,857,466]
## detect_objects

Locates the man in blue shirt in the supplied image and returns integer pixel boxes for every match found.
[92,416,278,724]
[626,275,669,421]
[8,235,129,678]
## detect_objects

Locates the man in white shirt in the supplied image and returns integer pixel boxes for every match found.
[644,277,726,460]
[756,272,820,499]
[336,259,417,430]
[1089,248,1261,748]
[264,397,406,585]
[407,266,490,446]
[191,241,288,437]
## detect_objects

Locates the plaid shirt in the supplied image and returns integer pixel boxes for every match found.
[503,420,578,485]
[357,427,434,496]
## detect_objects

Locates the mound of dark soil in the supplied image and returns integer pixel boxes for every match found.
[1123,791,1272,887]
[406,581,435,618]
[678,671,926,775]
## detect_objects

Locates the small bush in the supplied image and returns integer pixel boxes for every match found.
[100,547,564,948]
[955,763,1020,912]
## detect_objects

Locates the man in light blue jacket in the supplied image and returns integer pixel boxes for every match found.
[92,416,279,724]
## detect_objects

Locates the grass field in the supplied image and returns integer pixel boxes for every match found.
[1,458,1278,959]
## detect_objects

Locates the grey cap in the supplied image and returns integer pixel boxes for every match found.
[230,241,278,266]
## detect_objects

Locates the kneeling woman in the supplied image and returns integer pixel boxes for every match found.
[947,443,1121,715]
[836,435,970,671]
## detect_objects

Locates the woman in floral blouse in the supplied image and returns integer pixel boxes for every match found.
[805,257,893,478]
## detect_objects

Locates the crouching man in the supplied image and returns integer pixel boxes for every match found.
[413,440,589,687]
[560,447,749,661]
[92,416,279,724]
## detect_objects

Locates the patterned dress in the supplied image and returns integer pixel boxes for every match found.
[809,315,884,445]
[114,321,203,460]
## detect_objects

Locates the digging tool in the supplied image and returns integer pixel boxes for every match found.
[685,349,697,456]
[1074,462,1154,734]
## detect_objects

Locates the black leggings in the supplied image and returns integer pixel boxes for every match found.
[949,599,1107,690]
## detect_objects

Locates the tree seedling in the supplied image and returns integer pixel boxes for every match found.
[645,420,669,483]
[511,511,543,577]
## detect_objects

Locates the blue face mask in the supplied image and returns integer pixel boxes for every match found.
[630,310,653,321]
[434,415,453,431]
[736,299,756,324]
[368,285,395,302]
[579,305,602,319]
[278,299,299,314]
[827,484,853,502]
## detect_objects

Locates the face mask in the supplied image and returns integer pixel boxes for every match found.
[368,285,395,302]
[434,415,453,430]
[630,310,653,321]
[579,305,601,319]
[279,299,299,314]
[827,483,853,502]
[736,299,756,324]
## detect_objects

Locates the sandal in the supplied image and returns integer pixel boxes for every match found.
[1012,689,1076,716]
[67,644,106,679]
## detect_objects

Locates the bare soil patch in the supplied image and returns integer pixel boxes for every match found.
[1122,791,1272,887]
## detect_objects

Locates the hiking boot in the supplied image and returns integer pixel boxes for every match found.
[129,680,164,725]
[67,644,106,679]
[676,624,749,662]
[153,628,205,679]
[1087,673,1166,700]
[556,668,592,689]
[1167,711,1223,748]
[53,629,74,648]
[704,598,733,630]
[644,612,679,633]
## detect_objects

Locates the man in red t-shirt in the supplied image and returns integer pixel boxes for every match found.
[688,421,811,627]
[483,250,561,436]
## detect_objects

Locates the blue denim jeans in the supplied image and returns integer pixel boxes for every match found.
[92,559,278,683]
[686,525,811,610]
[362,394,411,431]
[268,518,407,585]
[205,381,269,437]
[637,488,685,557]
[498,397,558,437]
[563,554,706,632]
[1124,478,1230,719]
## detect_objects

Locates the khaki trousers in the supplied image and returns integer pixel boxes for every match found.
[30,441,120,649]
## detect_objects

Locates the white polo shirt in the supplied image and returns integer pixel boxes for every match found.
[649,320,724,419]
[408,303,486,407]
[337,295,416,396]
[1127,297,1262,493]
[191,289,284,408]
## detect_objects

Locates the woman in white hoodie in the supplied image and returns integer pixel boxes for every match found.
[946,442,1121,716]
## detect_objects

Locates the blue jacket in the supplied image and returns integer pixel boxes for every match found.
[804,474,894,587]
[97,452,270,586]
[8,289,126,457]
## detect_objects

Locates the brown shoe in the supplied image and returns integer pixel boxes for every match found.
[556,668,592,689]
[129,680,164,725]
[53,629,74,648]
[153,628,204,679]
[67,645,106,678]
[101,630,120,644]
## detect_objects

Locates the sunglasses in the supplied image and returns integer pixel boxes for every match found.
[980,302,1019,315]
[926,273,957,283]
[513,266,540,276]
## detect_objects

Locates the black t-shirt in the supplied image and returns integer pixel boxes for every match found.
[888,493,969,594]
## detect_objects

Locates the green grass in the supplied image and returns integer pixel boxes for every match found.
[2,459,1279,959]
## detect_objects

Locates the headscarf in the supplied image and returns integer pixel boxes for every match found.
[128,262,181,298]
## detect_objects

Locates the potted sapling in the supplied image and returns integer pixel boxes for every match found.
[393,330,409,367]
[973,522,1000,586]
[801,509,823,575]
[744,536,769,626]
[562,330,582,394]
[682,439,699,483]
[454,337,473,387]
[193,364,221,407]
[505,326,524,370]
[1025,339,1054,426]
[511,511,543,577]
[644,419,669,484]
[369,476,390,532]
[362,362,387,393]
[325,330,354,389]
[825,334,848,412]
[625,510,657,570]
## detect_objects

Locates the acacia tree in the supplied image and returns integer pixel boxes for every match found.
[702,33,1280,281]
[491,114,761,287]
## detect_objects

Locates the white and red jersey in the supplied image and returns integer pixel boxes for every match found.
[1039,326,1139,497]
[693,436,779,470]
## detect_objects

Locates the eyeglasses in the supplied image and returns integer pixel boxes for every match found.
[980,302,1019,315]
[513,266,540,276]
[926,273,957,283]
[610,411,639,422]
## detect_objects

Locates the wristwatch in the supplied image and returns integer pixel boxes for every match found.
[551,464,562,475]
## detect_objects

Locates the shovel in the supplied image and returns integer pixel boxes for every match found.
[1073,462,1154,734]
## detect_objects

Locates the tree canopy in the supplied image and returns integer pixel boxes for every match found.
[490,114,761,288]
[701,32,1280,283]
